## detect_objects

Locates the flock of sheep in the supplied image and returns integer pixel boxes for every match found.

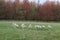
[12,23,52,30]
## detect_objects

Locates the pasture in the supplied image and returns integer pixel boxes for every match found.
[0,21,60,40]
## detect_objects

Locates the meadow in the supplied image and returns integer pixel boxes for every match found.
[0,21,60,40]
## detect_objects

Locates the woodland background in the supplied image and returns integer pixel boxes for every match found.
[0,0,60,21]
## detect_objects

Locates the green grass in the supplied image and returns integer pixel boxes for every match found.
[0,21,60,40]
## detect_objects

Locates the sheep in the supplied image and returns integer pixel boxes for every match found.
[12,23,19,28]
[21,24,26,29]
[35,25,42,30]
[28,24,32,29]
[48,25,52,29]
[42,25,45,29]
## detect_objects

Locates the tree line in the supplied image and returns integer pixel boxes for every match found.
[0,0,60,21]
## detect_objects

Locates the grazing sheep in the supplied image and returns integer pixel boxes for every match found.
[21,24,26,29]
[12,23,19,28]
[35,25,42,30]
[42,25,45,28]
[29,24,32,29]
[48,25,52,29]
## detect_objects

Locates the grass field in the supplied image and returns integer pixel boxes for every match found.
[0,21,60,40]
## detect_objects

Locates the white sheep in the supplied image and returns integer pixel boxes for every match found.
[35,25,42,30]
[29,24,32,29]
[48,25,52,29]
[42,25,45,28]
[12,23,19,28]
[21,24,26,29]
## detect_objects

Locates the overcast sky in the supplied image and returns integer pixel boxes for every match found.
[24,0,60,4]
[6,0,60,4]
[29,0,46,4]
